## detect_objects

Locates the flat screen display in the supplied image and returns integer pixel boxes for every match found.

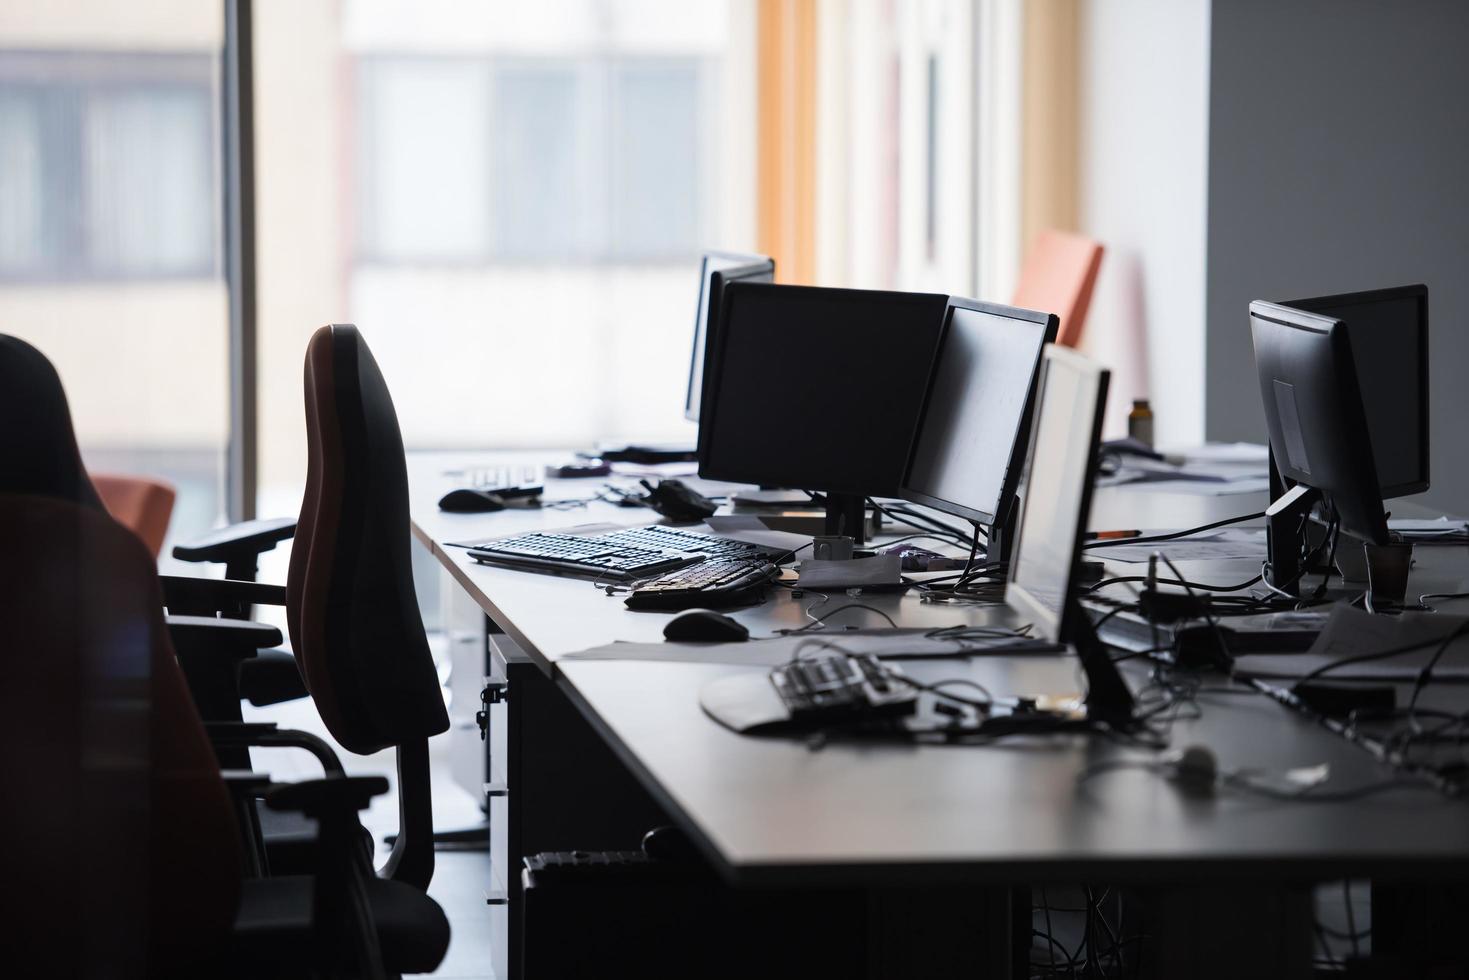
[901,301,1056,524]
[685,253,774,421]
[1283,285,1428,498]
[698,282,948,499]
[1006,346,1109,642]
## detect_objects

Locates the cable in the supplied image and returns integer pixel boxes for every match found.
[777,601,900,635]
[1342,879,1361,960]
[1083,572,1262,595]
[1081,511,1264,550]
[1292,621,1469,689]
[1418,590,1469,610]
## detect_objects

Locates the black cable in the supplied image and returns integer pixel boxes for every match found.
[1081,510,1265,550]
[1292,621,1469,689]
[1342,879,1361,960]
[779,602,900,635]
[1083,572,1262,595]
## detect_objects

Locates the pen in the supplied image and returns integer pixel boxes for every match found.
[1085,529,1143,541]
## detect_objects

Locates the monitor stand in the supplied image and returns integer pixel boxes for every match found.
[1065,595,1138,727]
[982,494,1020,565]
[1264,447,1319,596]
[823,492,868,546]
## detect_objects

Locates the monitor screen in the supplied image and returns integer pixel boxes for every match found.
[685,252,774,422]
[1006,346,1110,643]
[900,299,1058,525]
[1283,285,1428,499]
[697,282,948,499]
[1250,300,1390,544]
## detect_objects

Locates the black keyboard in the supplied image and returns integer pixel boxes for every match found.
[624,558,779,610]
[466,525,782,581]
[770,653,918,725]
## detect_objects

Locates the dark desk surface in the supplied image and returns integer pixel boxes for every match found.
[410,450,1469,886]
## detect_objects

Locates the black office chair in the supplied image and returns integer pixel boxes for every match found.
[3,492,448,977]
[0,334,305,727]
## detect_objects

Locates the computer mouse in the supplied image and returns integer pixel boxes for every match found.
[1167,744,1218,793]
[640,478,718,522]
[663,608,750,643]
[438,488,507,513]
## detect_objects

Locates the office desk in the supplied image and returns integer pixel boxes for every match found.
[408,451,1469,978]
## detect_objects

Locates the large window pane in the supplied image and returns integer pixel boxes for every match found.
[612,61,701,258]
[0,5,229,560]
[493,62,599,260]
[358,57,492,262]
[256,0,755,511]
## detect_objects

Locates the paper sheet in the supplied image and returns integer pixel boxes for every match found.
[1233,605,1469,681]
[1088,528,1266,564]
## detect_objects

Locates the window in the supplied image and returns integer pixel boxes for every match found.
[356,54,709,265]
[0,52,218,281]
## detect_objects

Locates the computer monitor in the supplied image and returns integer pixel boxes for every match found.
[1004,345,1133,722]
[1006,345,1110,644]
[684,252,775,422]
[697,282,949,539]
[1250,300,1390,545]
[899,298,1058,557]
[1282,285,1428,499]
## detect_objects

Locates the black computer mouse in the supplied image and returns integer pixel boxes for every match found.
[663,609,750,643]
[640,478,718,522]
[438,488,507,513]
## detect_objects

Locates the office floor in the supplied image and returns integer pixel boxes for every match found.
[244,685,497,979]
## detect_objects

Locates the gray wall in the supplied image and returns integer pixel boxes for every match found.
[1206,0,1469,510]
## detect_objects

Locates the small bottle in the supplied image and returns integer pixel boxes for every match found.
[1128,399,1154,448]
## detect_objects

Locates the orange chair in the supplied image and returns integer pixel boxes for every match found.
[91,473,176,558]
[1011,229,1104,349]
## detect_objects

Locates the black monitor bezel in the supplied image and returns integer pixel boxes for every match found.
[696,281,949,498]
[1280,284,1429,499]
[897,297,1060,527]
[1004,345,1111,644]
[1249,300,1391,545]
[684,252,775,422]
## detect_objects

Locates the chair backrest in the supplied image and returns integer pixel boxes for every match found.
[0,334,103,508]
[2,494,240,975]
[287,324,449,755]
[1011,229,1105,349]
[92,473,177,558]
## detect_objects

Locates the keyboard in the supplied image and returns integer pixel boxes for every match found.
[770,653,918,726]
[467,525,784,581]
[624,558,780,610]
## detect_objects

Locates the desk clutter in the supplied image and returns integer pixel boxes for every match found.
[11,230,1469,978]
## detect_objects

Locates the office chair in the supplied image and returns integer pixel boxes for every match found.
[1011,228,1104,349]
[174,323,454,888]
[3,493,449,977]
[0,334,304,724]
[92,472,177,557]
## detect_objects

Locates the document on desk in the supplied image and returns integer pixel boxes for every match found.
[1099,447,1269,496]
[1233,605,1469,681]
[1389,516,1469,543]
[1088,528,1266,564]
[562,628,1061,666]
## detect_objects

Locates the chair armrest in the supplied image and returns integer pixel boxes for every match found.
[171,516,297,580]
[238,649,308,707]
[220,769,274,792]
[204,721,346,776]
[265,776,390,818]
[166,615,283,655]
[169,620,283,724]
[161,575,287,618]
